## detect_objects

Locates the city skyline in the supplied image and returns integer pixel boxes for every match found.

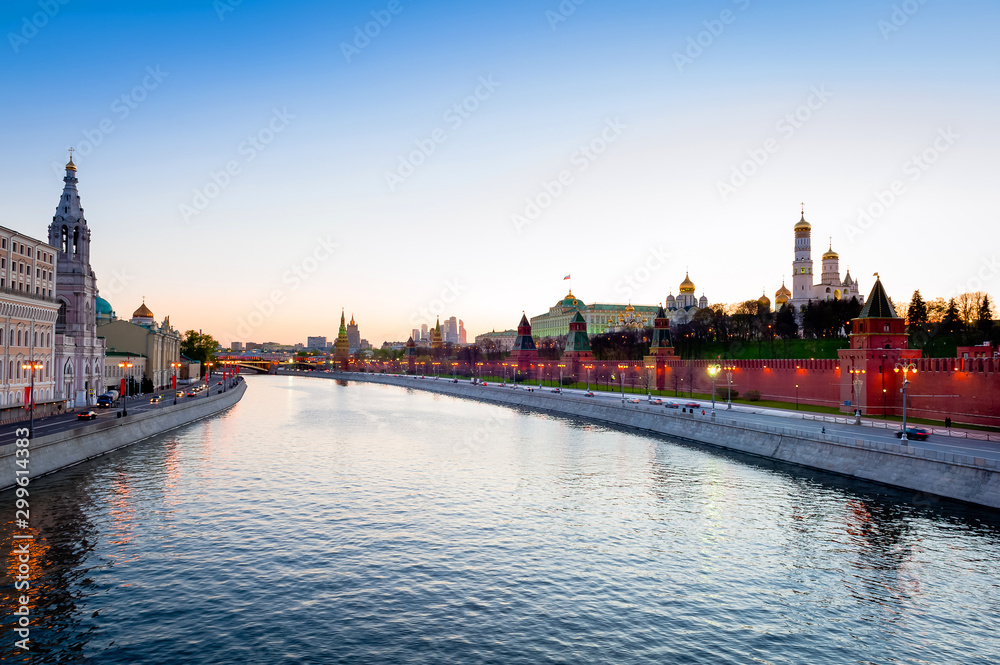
[2,0,997,345]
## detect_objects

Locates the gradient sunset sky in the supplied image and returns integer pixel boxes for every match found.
[2,0,997,345]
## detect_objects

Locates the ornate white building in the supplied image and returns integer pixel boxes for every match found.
[49,155,106,406]
[786,210,863,312]
[665,273,709,324]
[0,227,59,412]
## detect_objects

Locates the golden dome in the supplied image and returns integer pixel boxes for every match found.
[679,272,695,294]
[794,213,811,233]
[775,280,791,304]
[822,241,838,260]
[758,291,771,306]
[625,302,635,313]
[133,300,154,319]
[65,156,77,172]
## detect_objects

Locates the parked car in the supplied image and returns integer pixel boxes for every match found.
[895,427,930,441]
[77,411,98,421]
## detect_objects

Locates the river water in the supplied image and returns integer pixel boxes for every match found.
[3,375,999,664]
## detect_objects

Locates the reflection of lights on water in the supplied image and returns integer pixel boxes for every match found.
[2,525,50,616]
[107,473,138,561]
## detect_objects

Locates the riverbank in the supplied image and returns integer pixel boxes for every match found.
[0,380,246,492]
[296,371,1000,511]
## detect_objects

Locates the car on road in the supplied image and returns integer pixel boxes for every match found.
[664,401,680,409]
[186,391,198,397]
[150,396,162,404]
[176,391,184,397]
[684,402,700,408]
[96,394,114,408]
[650,398,663,405]
[627,397,641,404]
[451,379,458,383]
[895,427,930,441]
[77,411,98,421]
[551,388,561,393]
[481,382,488,386]
[585,391,595,397]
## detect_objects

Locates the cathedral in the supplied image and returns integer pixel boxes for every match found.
[783,209,863,312]
[665,273,709,324]
[49,154,106,406]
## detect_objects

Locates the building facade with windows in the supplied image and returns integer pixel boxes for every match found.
[98,300,181,391]
[0,226,60,411]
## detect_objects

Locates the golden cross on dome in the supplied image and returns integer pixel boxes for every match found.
[68,147,74,159]
[801,202,804,214]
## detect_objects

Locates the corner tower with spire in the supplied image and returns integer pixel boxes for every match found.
[49,153,107,406]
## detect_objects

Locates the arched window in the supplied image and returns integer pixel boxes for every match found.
[61,226,68,253]
[0,328,4,346]
[56,302,67,332]
[16,330,21,346]
[73,227,79,255]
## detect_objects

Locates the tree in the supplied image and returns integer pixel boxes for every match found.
[978,294,994,335]
[926,297,948,322]
[775,304,798,340]
[181,330,220,374]
[940,298,962,335]
[957,292,986,331]
[906,290,928,332]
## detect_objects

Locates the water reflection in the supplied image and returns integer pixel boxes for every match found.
[0,376,998,665]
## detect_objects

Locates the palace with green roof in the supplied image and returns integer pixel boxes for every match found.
[529,290,660,340]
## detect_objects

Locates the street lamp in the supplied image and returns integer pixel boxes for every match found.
[849,366,865,424]
[617,364,627,402]
[725,365,733,410]
[538,363,544,388]
[795,384,799,411]
[585,364,593,392]
[645,364,653,401]
[557,364,565,392]
[118,357,134,416]
[476,361,484,384]
[708,364,721,413]
[894,361,918,442]
[21,361,43,438]
[205,362,215,396]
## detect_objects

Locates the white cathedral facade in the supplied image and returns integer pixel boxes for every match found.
[49,155,106,406]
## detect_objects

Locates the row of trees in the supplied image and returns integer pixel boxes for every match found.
[905,291,996,355]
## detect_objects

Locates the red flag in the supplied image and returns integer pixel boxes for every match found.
[172,374,177,390]
[120,378,126,396]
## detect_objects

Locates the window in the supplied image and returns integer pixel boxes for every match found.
[60,227,67,253]
[1,239,5,249]
[17,330,20,346]
[27,248,31,258]
[35,268,39,277]
[72,228,78,255]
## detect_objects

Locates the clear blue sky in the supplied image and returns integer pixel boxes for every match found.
[1,0,997,345]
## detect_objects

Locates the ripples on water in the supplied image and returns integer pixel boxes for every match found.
[2,376,999,664]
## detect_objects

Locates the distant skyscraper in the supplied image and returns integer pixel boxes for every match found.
[346,314,361,353]
[231,341,243,351]
[306,336,326,350]
[444,316,459,343]
[458,319,467,345]
[412,328,420,343]
[420,323,428,342]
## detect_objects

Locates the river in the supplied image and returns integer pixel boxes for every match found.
[3,375,999,664]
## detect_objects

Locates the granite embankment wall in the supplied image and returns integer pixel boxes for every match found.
[0,382,246,492]
[298,371,1000,510]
